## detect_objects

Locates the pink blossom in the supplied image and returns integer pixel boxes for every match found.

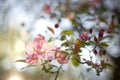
[26,53,38,64]
[25,34,45,55]
[25,42,39,64]
[33,34,46,53]
[25,42,35,55]
[98,29,104,40]
[43,4,51,14]
[80,31,90,41]
[25,34,58,63]
[55,51,68,64]
[107,28,112,33]
[39,46,57,60]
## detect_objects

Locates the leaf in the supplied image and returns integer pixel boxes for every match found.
[61,41,69,46]
[99,42,109,47]
[74,39,81,54]
[99,17,107,24]
[102,63,112,69]
[84,41,94,45]
[71,58,79,67]
[71,19,79,27]
[60,35,66,40]
[47,27,54,34]
[48,37,52,42]
[15,59,26,63]
[21,65,37,70]
[81,4,89,13]
[61,30,73,35]
[94,35,99,44]
[87,68,92,72]
[50,13,57,18]
[109,19,114,30]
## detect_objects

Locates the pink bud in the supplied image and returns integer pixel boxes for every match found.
[89,28,93,33]
[99,29,104,40]
[80,31,90,41]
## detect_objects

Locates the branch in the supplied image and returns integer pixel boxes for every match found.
[54,65,62,80]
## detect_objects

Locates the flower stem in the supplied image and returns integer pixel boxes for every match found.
[54,65,62,80]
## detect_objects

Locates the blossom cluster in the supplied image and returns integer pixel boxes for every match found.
[25,34,68,64]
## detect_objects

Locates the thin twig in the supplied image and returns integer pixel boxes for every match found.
[54,65,62,80]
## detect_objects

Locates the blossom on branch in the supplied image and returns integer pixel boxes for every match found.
[55,51,68,64]
[80,31,91,41]
[25,34,58,64]
[42,3,51,14]
[26,53,38,64]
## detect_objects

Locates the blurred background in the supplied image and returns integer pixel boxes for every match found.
[0,0,120,80]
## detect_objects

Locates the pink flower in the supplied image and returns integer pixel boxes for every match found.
[25,42,39,64]
[33,34,46,53]
[98,29,104,40]
[25,42,35,55]
[43,4,51,14]
[55,50,68,64]
[26,53,38,64]
[25,34,58,63]
[107,28,112,33]
[25,34,46,64]
[80,31,90,41]
[25,34,45,55]
[39,46,57,60]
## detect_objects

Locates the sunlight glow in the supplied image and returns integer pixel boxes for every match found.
[8,76,22,80]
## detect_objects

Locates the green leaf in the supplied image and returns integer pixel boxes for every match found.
[99,42,109,47]
[61,30,73,35]
[84,41,94,45]
[102,63,112,69]
[81,4,89,13]
[15,59,26,63]
[48,37,53,42]
[21,65,37,70]
[60,35,66,40]
[71,58,79,67]
[87,68,92,72]
[50,13,57,18]
[61,41,70,47]
[71,19,79,27]
[99,17,107,24]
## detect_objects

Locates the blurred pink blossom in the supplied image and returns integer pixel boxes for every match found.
[43,3,51,14]
[98,29,104,40]
[80,31,90,41]
[26,53,38,64]
[55,48,68,64]
[39,45,57,60]
[25,34,58,64]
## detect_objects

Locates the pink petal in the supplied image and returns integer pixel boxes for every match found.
[25,42,34,55]
[55,52,68,64]
[26,53,38,64]
[80,31,90,41]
